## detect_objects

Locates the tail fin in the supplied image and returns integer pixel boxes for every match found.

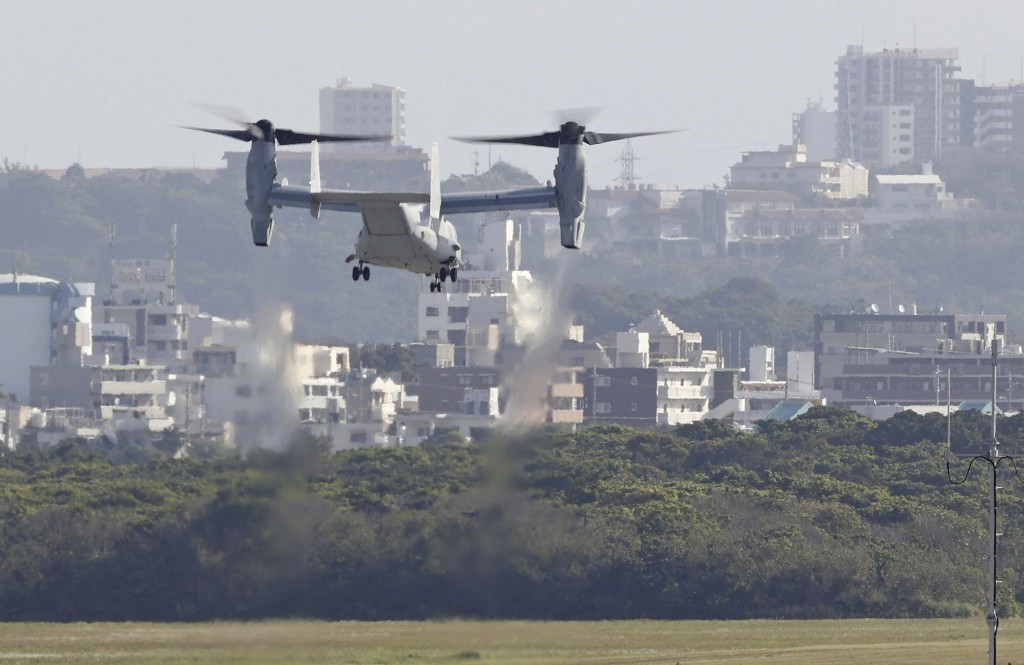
[429,142,441,228]
[309,140,322,218]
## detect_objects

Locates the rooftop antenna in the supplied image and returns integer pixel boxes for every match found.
[947,340,1024,665]
[472,149,480,176]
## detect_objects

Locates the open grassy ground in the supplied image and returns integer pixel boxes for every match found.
[0,618,1020,664]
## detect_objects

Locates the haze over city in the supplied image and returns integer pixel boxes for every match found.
[4,0,1024,188]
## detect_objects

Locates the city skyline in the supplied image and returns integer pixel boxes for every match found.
[3,1,1024,189]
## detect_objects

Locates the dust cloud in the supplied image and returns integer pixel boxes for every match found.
[499,254,575,428]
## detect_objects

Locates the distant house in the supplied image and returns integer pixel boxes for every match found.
[864,163,981,227]
[728,143,869,200]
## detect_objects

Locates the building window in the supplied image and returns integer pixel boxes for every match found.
[425,307,439,317]
[426,330,439,340]
[631,377,638,385]
[350,431,367,443]
[631,402,638,411]
[596,402,611,414]
[235,384,252,398]
[596,375,610,387]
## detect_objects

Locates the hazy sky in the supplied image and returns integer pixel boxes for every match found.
[3,0,1024,189]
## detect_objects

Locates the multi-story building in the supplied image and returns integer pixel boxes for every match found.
[418,219,532,366]
[608,311,717,426]
[814,311,1023,408]
[0,273,94,399]
[865,163,980,226]
[792,102,838,162]
[836,45,962,167]
[99,258,198,372]
[319,78,406,148]
[730,208,862,258]
[961,80,1024,148]
[30,363,174,443]
[728,144,869,200]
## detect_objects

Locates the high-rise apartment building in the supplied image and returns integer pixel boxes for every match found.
[961,80,1024,148]
[835,45,961,167]
[319,78,406,149]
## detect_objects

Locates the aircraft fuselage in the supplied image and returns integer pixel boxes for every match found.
[353,206,461,277]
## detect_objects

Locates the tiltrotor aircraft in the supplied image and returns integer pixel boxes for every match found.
[186,112,670,290]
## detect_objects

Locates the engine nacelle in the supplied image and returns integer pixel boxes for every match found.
[559,211,585,249]
[245,136,277,246]
[554,142,587,249]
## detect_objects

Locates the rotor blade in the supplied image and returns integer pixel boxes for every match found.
[274,128,392,145]
[554,106,603,126]
[180,126,255,142]
[452,131,560,148]
[193,103,252,128]
[583,129,681,145]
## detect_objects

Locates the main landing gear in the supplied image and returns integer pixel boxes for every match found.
[429,266,458,292]
[351,262,370,281]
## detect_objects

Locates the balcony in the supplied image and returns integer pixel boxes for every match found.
[550,383,584,399]
[657,384,705,400]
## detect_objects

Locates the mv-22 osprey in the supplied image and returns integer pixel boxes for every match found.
[186,115,670,291]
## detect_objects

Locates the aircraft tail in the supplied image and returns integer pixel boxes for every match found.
[429,142,441,229]
[309,140,322,218]
[310,140,321,193]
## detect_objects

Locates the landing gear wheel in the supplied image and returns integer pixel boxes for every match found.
[450,268,458,282]
[439,267,449,282]
[361,265,370,281]
[429,282,437,293]
[352,266,360,281]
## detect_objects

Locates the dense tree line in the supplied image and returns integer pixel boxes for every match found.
[2,408,1023,621]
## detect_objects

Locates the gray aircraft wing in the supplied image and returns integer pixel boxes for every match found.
[439,186,558,215]
[270,182,557,225]
[269,184,429,216]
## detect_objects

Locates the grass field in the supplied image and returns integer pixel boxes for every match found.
[0,618,1020,664]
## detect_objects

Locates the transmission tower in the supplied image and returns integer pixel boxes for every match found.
[615,140,639,187]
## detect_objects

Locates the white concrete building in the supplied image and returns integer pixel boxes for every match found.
[100,258,198,372]
[319,78,406,148]
[866,163,980,226]
[836,45,962,166]
[418,219,533,366]
[655,364,712,426]
[0,273,94,400]
[729,144,869,200]
[615,311,717,426]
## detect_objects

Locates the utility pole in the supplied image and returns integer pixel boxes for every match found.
[947,340,1022,665]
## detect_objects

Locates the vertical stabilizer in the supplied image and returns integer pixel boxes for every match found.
[429,142,441,227]
[309,140,322,218]
[309,140,321,193]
